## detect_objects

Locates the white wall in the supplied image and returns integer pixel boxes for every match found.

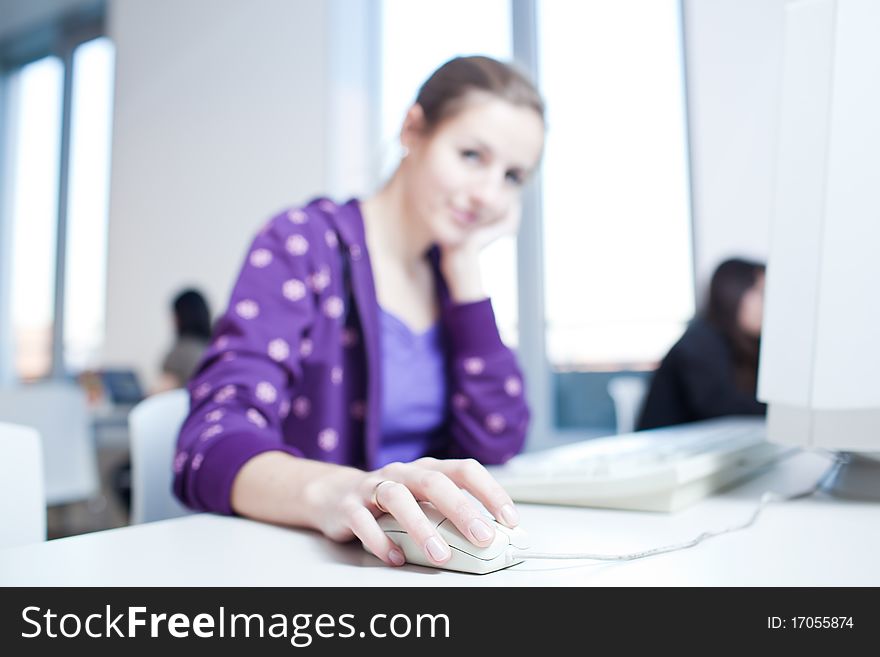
[102,0,330,387]
[684,0,788,302]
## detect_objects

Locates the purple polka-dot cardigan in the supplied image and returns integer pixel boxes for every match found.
[173,197,529,514]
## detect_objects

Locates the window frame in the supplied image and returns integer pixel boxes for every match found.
[0,9,107,383]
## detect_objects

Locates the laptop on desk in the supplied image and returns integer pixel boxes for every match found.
[100,369,146,407]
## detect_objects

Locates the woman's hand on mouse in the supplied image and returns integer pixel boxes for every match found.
[307,457,520,567]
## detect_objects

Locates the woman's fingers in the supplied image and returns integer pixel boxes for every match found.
[418,457,520,528]
[345,503,405,567]
[369,479,452,565]
[396,465,498,548]
[353,458,521,567]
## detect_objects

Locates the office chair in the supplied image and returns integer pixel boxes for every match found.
[128,388,196,524]
[0,422,46,548]
[0,382,100,506]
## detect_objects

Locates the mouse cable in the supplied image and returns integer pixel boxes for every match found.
[508,450,843,564]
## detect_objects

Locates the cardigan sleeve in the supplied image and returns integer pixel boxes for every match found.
[441,299,529,464]
[172,211,317,515]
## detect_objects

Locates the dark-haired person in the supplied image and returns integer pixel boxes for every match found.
[637,258,767,431]
[173,57,545,569]
[153,289,213,394]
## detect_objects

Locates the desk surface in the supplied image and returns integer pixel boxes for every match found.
[2,451,878,586]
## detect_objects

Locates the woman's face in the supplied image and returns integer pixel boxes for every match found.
[738,273,765,338]
[401,95,545,248]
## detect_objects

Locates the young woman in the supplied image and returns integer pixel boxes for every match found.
[154,288,213,394]
[173,56,545,568]
[637,258,767,431]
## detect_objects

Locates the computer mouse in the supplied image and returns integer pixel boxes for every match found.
[374,501,531,574]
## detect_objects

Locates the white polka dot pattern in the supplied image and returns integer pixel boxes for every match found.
[191,453,204,470]
[318,428,339,451]
[246,408,267,428]
[463,357,485,375]
[300,339,313,357]
[205,409,225,422]
[283,278,307,301]
[485,413,506,434]
[235,299,260,319]
[292,396,311,419]
[214,336,229,350]
[309,268,331,293]
[268,338,290,362]
[286,234,309,256]
[255,381,277,404]
[287,208,308,224]
[199,424,223,440]
[325,230,338,249]
[279,399,291,419]
[173,452,188,474]
[504,376,522,396]
[213,385,236,403]
[323,296,344,319]
[330,366,343,385]
[249,248,273,268]
[318,199,336,213]
[193,382,212,401]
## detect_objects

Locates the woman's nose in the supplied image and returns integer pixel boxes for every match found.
[468,174,504,211]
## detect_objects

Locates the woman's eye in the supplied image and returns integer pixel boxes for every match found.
[505,171,524,186]
[461,149,481,162]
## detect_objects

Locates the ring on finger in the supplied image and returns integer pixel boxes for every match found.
[370,479,396,513]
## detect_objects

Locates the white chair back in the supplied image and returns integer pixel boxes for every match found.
[0,382,99,505]
[129,389,195,524]
[607,375,649,435]
[0,422,46,548]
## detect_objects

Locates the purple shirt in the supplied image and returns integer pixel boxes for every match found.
[376,308,446,466]
[173,197,529,515]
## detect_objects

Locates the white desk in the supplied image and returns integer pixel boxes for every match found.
[2,451,878,586]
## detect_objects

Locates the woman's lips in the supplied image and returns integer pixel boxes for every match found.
[451,208,478,226]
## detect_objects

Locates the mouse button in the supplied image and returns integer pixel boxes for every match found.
[438,518,509,559]
[491,519,530,548]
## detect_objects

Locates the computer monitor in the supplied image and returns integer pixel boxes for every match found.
[757,0,880,498]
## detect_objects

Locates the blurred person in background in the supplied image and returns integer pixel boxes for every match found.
[637,258,767,430]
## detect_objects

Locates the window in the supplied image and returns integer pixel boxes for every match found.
[7,56,64,380]
[1,22,114,382]
[63,37,115,372]
[538,0,694,372]
[380,0,519,345]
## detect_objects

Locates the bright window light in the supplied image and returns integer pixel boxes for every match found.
[539,0,694,370]
[63,37,116,372]
[8,56,64,380]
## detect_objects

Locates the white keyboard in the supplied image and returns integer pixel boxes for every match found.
[487,417,794,512]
